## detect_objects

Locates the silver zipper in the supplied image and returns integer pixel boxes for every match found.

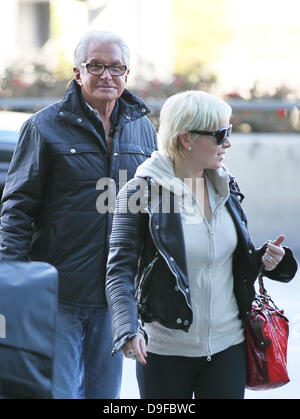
[145,208,192,311]
[204,195,226,363]
[137,253,159,301]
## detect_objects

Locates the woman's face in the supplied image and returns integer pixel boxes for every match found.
[186,119,232,172]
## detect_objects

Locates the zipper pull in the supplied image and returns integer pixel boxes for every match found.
[206,355,212,362]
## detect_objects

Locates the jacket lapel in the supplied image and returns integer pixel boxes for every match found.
[149,190,189,288]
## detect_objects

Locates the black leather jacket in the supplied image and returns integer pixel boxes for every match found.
[106,175,297,354]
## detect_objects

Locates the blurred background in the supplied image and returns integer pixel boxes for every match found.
[1,0,299,249]
[0,0,299,399]
[1,0,300,132]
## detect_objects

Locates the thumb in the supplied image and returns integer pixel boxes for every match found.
[271,234,285,246]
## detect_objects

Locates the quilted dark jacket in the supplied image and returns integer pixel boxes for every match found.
[0,80,157,306]
[106,176,298,354]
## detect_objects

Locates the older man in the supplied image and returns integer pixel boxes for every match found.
[0,30,157,398]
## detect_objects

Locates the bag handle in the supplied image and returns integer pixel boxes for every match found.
[256,272,288,320]
[258,272,268,296]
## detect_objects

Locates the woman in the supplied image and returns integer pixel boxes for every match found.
[106,90,297,399]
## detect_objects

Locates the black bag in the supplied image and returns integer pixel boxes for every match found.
[0,261,58,398]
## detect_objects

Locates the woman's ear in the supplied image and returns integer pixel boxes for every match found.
[179,133,192,152]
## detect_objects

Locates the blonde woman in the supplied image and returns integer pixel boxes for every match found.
[106,90,297,399]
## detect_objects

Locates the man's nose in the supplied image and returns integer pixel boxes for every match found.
[100,68,112,79]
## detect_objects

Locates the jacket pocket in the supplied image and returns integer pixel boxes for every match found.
[118,143,152,180]
[119,143,153,157]
[48,143,105,181]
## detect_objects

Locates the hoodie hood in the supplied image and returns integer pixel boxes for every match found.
[135,151,230,199]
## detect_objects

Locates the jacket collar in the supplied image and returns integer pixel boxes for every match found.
[228,175,245,203]
[56,79,150,126]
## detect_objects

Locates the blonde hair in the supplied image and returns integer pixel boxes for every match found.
[158,90,232,159]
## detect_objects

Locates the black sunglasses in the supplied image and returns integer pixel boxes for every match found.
[189,124,232,145]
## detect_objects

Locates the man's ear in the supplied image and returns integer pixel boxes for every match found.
[125,68,130,83]
[73,67,83,87]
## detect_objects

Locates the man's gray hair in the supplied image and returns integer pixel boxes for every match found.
[74,30,130,70]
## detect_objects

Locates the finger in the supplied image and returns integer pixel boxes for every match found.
[127,336,147,365]
[262,250,283,270]
[123,344,135,359]
[122,337,139,359]
[134,348,146,365]
[266,245,285,257]
[139,335,148,358]
[264,253,280,265]
[135,337,147,366]
[122,336,147,365]
[123,347,133,359]
[265,247,282,259]
[271,234,285,247]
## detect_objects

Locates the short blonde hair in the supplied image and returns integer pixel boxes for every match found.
[158,90,232,159]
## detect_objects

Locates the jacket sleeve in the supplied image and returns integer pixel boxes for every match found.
[0,119,49,260]
[106,179,148,354]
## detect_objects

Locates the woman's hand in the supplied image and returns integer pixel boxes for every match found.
[122,333,147,366]
[262,234,285,271]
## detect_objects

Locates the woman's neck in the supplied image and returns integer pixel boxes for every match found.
[173,155,204,181]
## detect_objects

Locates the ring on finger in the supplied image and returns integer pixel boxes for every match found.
[127,349,136,359]
[264,253,274,263]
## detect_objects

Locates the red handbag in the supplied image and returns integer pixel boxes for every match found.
[245,273,290,390]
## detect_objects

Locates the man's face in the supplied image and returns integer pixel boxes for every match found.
[74,40,129,106]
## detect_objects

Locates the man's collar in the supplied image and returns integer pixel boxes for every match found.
[84,100,120,136]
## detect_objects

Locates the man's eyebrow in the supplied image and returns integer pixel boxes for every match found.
[88,59,123,65]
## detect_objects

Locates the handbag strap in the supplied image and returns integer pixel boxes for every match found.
[257,272,283,314]
[258,273,267,296]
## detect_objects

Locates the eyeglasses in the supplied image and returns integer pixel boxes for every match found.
[189,124,232,145]
[81,62,127,77]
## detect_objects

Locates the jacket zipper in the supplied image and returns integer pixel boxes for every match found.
[137,252,159,302]
[145,208,192,311]
[203,196,226,362]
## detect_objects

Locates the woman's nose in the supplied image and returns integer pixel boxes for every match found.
[223,136,232,148]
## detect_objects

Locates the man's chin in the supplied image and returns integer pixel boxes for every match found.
[94,92,119,103]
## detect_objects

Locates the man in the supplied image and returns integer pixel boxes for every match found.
[0,30,157,398]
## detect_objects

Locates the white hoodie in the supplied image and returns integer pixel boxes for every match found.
[135,151,244,358]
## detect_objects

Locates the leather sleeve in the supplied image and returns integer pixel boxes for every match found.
[0,120,49,260]
[106,178,148,354]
